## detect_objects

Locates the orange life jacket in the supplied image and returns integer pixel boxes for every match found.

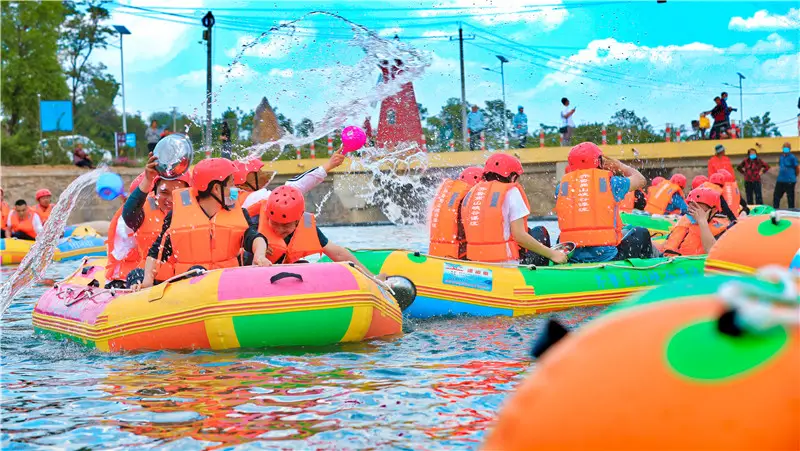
[9,210,38,238]
[1,202,8,230]
[619,191,636,213]
[663,216,728,256]
[105,207,140,281]
[428,179,470,259]
[33,204,52,223]
[135,196,174,281]
[722,182,742,215]
[462,181,531,262]
[167,188,249,274]
[258,211,324,264]
[644,181,681,215]
[555,168,623,247]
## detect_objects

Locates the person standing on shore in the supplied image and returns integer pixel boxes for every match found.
[708,144,734,176]
[513,106,528,148]
[773,142,798,209]
[220,121,233,160]
[146,120,160,153]
[467,105,485,151]
[560,98,575,146]
[736,147,769,205]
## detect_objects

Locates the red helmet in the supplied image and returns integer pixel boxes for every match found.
[129,172,147,192]
[35,189,52,200]
[484,153,523,178]
[233,158,265,185]
[651,176,666,187]
[717,169,734,183]
[686,187,721,210]
[709,173,726,187]
[567,142,603,170]
[691,175,708,190]
[670,173,687,189]
[266,185,305,224]
[192,158,237,192]
[459,167,483,187]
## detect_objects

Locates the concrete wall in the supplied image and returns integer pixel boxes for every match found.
[2,137,798,226]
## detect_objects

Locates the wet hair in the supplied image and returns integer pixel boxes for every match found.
[484,172,517,183]
[561,97,569,105]
[14,199,26,207]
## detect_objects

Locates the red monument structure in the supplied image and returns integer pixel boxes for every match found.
[376,54,425,152]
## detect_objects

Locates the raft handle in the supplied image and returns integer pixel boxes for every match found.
[270,272,304,284]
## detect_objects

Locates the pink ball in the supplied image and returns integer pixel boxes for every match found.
[341,126,367,154]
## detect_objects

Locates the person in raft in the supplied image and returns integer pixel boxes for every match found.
[555,142,653,263]
[139,158,271,289]
[258,185,384,277]
[462,154,568,265]
[715,168,750,217]
[428,166,484,259]
[644,174,688,216]
[701,172,740,223]
[32,189,53,223]
[236,148,345,218]
[0,188,9,238]
[6,199,44,240]
[663,187,728,256]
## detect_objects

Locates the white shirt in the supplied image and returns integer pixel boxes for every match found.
[561,106,575,127]
[111,217,136,261]
[501,187,530,264]
[7,210,44,235]
[241,166,327,211]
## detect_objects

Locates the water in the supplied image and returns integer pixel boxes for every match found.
[1,223,606,450]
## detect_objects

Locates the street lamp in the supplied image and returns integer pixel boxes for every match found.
[113,25,131,140]
[483,54,509,139]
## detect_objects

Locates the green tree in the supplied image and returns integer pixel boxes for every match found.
[482,99,512,147]
[74,73,119,149]
[426,97,466,151]
[1,1,69,164]
[609,109,663,144]
[743,112,781,138]
[61,0,114,104]
[296,117,314,137]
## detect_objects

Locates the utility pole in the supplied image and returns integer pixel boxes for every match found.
[171,106,178,132]
[449,24,474,149]
[202,11,215,153]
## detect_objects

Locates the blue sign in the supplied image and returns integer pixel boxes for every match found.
[40,100,73,132]
[125,133,136,147]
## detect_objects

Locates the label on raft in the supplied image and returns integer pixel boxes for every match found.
[442,262,493,291]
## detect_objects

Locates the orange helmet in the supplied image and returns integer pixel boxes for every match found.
[192,158,237,192]
[173,171,193,187]
[233,158,265,185]
[670,173,687,189]
[458,167,483,187]
[687,187,721,210]
[35,189,52,200]
[651,176,666,186]
[484,153,523,178]
[567,142,603,170]
[129,172,147,192]
[691,175,708,189]
[709,172,726,187]
[266,185,305,224]
[717,169,734,183]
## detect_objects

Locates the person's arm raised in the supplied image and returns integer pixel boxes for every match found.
[602,157,645,191]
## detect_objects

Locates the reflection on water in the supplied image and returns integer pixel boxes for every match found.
[1,224,605,449]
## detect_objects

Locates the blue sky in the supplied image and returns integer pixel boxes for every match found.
[92,0,800,138]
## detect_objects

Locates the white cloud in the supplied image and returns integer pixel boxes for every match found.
[760,53,800,80]
[226,28,316,59]
[176,63,255,86]
[92,0,204,74]
[423,0,568,29]
[729,8,800,31]
[268,68,295,78]
[378,27,403,37]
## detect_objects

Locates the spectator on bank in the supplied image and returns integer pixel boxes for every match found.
[220,121,233,160]
[146,120,160,153]
[774,142,798,209]
[73,142,94,169]
[705,97,729,140]
[467,105,485,151]
[721,92,737,124]
[513,105,528,148]
[698,113,710,139]
[737,146,770,205]
[160,128,172,140]
[560,97,575,146]
[708,144,734,177]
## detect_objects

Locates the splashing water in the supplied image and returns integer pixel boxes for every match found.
[0,167,108,316]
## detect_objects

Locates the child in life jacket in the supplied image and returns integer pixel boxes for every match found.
[428,166,483,259]
[32,189,53,223]
[6,199,43,240]
[140,158,271,289]
[644,174,687,216]
[555,142,653,263]
[462,154,567,265]
[258,186,383,278]
[663,187,728,256]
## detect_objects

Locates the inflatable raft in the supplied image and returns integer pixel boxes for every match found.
[1,226,106,265]
[621,212,677,238]
[324,250,705,318]
[33,259,402,352]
